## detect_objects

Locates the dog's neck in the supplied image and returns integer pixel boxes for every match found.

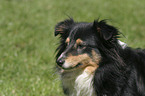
[61,69,96,96]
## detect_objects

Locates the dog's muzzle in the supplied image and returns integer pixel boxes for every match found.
[57,54,65,67]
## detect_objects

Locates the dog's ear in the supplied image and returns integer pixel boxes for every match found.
[93,20,119,41]
[55,18,74,36]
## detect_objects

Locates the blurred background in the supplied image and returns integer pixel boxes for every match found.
[0,0,145,95]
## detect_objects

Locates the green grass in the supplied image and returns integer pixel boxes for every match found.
[0,0,145,95]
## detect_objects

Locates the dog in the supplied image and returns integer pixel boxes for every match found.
[54,18,145,96]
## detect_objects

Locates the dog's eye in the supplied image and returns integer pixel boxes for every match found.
[78,44,86,49]
[78,45,83,48]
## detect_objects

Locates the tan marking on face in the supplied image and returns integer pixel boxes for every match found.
[74,38,84,49]
[91,50,101,63]
[84,50,101,74]
[65,54,90,68]
[65,38,70,45]
[64,50,101,74]
[85,66,97,74]
[76,38,83,45]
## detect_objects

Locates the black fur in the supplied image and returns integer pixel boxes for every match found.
[55,18,145,96]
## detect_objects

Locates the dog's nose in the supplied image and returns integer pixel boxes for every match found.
[57,57,65,66]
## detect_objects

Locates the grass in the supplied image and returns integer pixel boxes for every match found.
[0,0,145,95]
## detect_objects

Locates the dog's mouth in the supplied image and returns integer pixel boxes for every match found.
[58,63,83,70]
[65,63,83,70]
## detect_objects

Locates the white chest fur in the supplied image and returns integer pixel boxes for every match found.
[61,70,96,96]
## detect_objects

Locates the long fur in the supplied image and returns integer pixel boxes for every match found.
[55,19,145,96]
[61,70,95,96]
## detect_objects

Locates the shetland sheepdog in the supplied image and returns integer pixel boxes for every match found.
[55,19,145,96]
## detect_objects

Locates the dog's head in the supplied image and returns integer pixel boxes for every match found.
[55,19,120,73]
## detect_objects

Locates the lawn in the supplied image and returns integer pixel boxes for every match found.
[0,0,145,96]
